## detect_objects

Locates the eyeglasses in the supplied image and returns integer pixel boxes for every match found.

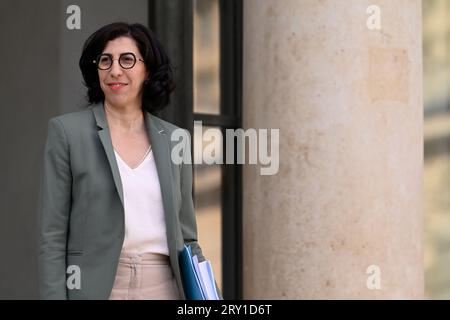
[93,52,144,70]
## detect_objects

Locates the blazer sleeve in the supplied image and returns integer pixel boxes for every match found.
[38,118,72,300]
[178,129,223,299]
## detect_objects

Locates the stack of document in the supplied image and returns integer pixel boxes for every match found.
[179,244,220,300]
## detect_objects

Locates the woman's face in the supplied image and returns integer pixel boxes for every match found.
[98,36,149,109]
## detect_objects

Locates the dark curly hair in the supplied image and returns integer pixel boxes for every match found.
[79,22,175,114]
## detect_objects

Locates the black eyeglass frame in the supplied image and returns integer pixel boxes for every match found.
[92,52,145,70]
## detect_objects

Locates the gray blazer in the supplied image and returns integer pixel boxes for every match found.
[38,102,212,299]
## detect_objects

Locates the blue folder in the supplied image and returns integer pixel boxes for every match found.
[179,244,205,300]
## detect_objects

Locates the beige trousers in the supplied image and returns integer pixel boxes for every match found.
[109,251,181,300]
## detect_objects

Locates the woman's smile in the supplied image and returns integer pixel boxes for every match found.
[107,82,128,91]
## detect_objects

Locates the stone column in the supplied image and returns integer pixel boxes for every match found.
[243,0,423,299]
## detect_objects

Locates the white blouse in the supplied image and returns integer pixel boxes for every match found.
[113,146,169,256]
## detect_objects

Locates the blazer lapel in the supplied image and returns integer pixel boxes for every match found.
[92,103,124,209]
[144,112,177,257]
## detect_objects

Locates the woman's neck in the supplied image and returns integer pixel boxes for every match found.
[104,101,145,134]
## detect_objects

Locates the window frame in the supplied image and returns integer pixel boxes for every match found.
[148,0,243,299]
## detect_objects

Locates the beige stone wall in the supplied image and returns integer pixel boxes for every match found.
[243,0,423,299]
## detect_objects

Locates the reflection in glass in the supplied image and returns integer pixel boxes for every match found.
[194,124,222,291]
[193,0,221,114]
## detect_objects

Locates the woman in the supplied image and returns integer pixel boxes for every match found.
[38,22,215,300]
